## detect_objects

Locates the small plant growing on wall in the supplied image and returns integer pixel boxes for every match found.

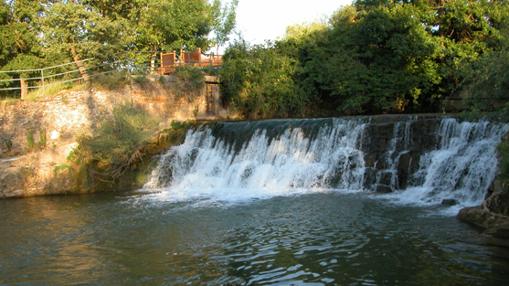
[26,130,35,151]
[25,128,47,152]
[0,135,12,153]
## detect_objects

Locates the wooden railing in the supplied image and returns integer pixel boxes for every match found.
[159,48,223,75]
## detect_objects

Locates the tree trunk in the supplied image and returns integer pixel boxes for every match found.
[70,45,89,82]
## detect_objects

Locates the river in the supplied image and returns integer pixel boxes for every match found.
[1,192,508,285]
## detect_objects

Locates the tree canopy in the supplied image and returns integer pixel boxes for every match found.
[0,0,238,73]
[220,0,509,118]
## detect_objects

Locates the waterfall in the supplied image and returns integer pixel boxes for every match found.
[145,117,508,209]
[145,119,367,202]
[387,119,509,210]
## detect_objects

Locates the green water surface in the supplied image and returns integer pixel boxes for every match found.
[0,192,508,285]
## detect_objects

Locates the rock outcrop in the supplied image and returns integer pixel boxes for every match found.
[458,180,509,247]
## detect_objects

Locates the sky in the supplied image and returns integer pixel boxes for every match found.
[234,0,353,44]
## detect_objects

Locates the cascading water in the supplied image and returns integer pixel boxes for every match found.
[373,118,414,192]
[387,119,509,211]
[145,119,367,202]
[145,116,508,211]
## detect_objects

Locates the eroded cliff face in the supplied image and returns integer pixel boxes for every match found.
[0,77,230,198]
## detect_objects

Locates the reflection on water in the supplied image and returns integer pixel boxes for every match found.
[1,192,508,285]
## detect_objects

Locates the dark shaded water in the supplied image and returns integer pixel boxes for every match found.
[1,192,508,285]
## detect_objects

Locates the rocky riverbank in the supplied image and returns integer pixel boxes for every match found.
[458,135,509,247]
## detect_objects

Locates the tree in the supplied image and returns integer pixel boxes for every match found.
[211,0,238,54]
[134,0,236,71]
[220,41,307,118]
[0,0,44,93]
[221,1,509,117]
[0,0,43,69]
[40,1,134,79]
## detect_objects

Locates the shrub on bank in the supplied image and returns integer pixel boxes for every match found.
[67,105,194,192]
[220,41,307,119]
[173,66,205,100]
[90,71,129,90]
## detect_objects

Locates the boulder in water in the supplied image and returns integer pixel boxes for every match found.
[458,206,509,247]
[375,184,393,193]
[457,207,490,229]
[441,199,458,206]
[485,186,509,216]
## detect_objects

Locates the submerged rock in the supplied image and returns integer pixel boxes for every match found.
[485,187,509,216]
[457,206,493,229]
[374,184,393,193]
[457,177,509,247]
[441,199,458,206]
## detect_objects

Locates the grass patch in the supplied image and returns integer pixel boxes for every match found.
[90,71,129,91]
[25,81,80,101]
[0,97,19,105]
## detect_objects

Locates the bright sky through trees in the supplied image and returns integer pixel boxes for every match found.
[235,0,352,43]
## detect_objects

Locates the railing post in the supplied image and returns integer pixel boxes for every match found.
[20,77,27,100]
[41,69,45,89]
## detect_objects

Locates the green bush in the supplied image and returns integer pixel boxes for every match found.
[220,41,307,119]
[90,71,129,90]
[0,134,12,153]
[67,106,196,192]
[173,66,205,99]
[75,104,159,168]
[132,75,151,87]
[67,104,160,190]
[26,131,35,151]
[460,49,509,119]
[25,128,47,152]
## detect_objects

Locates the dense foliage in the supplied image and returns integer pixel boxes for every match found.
[221,41,307,118]
[221,0,509,118]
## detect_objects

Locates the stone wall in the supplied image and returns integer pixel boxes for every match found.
[0,76,231,198]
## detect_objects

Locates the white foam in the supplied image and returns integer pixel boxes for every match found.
[144,118,508,212]
[144,119,366,203]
